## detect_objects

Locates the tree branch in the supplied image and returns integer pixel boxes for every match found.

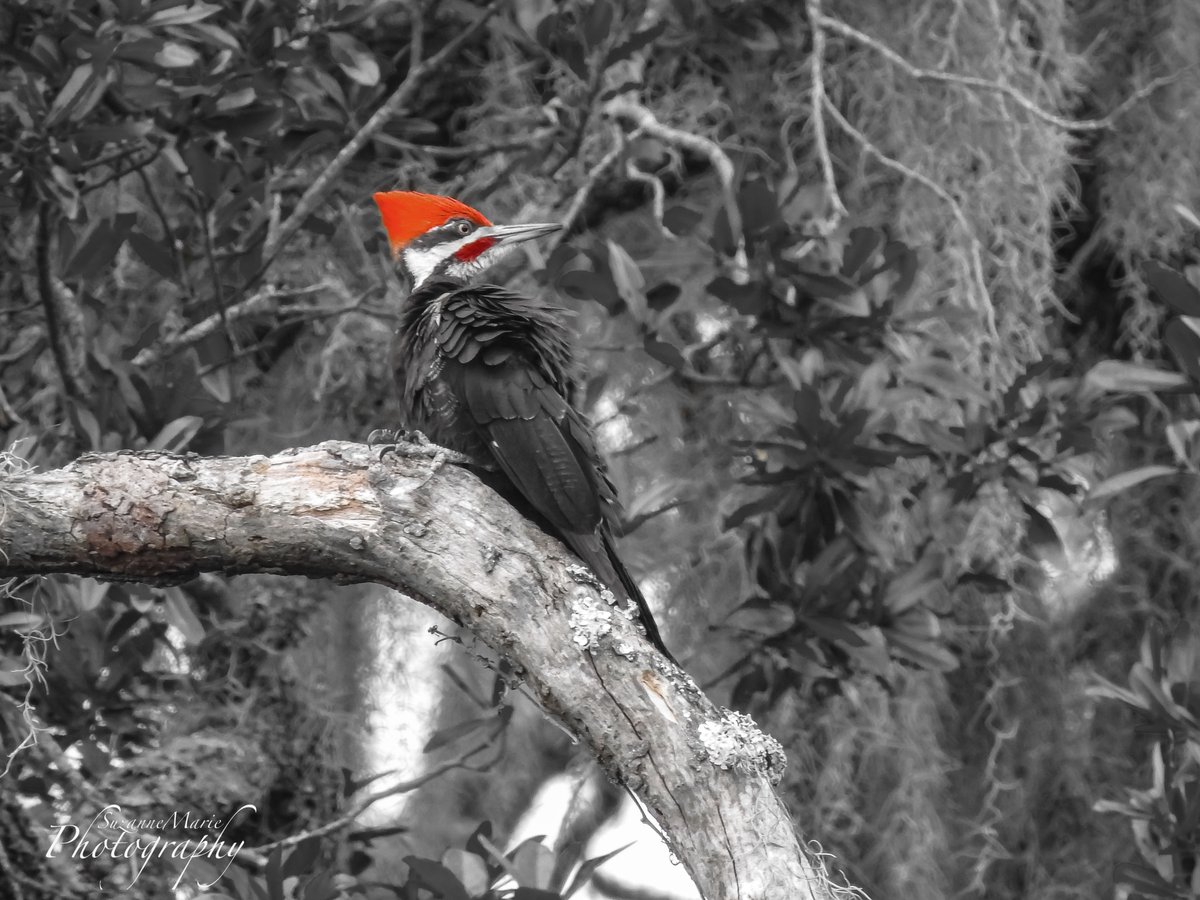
[0,443,847,900]
[814,11,1181,132]
[805,0,847,230]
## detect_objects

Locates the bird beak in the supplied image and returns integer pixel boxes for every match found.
[478,222,561,245]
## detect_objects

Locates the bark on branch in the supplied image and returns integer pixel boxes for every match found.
[0,443,843,900]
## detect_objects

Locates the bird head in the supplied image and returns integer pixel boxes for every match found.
[373,191,560,288]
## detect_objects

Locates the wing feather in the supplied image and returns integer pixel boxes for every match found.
[460,358,603,536]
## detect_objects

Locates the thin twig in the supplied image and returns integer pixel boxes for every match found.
[552,126,634,251]
[78,148,161,195]
[604,98,748,279]
[135,167,196,302]
[805,0,847,228]
[131,283,333,367]
[196,194,232,351]
[376,127,557,160]
[817,12,1181,132]
[821,98,997,342]
[34,208,85,401]
[624,159,669,236]
[242,739,496,864]
[409,0,425,71]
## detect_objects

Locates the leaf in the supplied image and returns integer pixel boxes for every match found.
[328,32,380,86]
[724,491,780,529]
[558,35,589,80]
[791,386,823,439]
[45,64,107,127]
[281,836,323,879]
[299,870,338,900]
[204,105,284,140]
[882,553,942,616]
[738,178,781,235]
[215,86,256,112]
[710,204,735,255]
[605,20,668,67]
[643,335,685,370]
[265,846,285,900]
[535,11,561,48]
[147,2,221,26]
[1086,465,1178,502]
[887,631,959,672]
[955,571,1010,594]
[1037,473,1082,496]
[441,849,489,897]
[1165,420,1200,466]
[582,0,614,50]
[797,615,868,647]
[1164,317,1200,384]
[606,240,647,322]
[0,612,47,632]
[162,587,206,645]
[129,229,177,279]
[465,821,495,866]
[200,366,233,403]
[189,23,242,52]
[106,608,144,646]
[1084,360,1188,393]
[646,281,681,311]
[404,857,470,900]
[1113,862,1185,899]
[63,218,129,281]
[155,42,201,68]
[707,275,766,315]
[1022,502,1064,561]
[147,415,204,452]
[662,205,702,236]
[423,715,491,752]
[842,626,893,678]
[841,227,885,280]
[75,120,155,145]
[558,269,621,311]
[1145,261,1200,316]
[510,839,555,889]
[183,142,223,199]
[74,578,111,613]
[562,843,632,897]
[903,359,991,405]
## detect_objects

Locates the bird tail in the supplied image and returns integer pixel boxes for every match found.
[568,531,676,664]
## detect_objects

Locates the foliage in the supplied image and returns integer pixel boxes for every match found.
[3,0,1200,896]
[1093,628,1200,898]
[186,823,627,900]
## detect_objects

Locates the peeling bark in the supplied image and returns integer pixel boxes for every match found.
[0,442,844,900]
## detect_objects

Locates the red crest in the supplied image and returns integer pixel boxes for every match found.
[373,191,492,253]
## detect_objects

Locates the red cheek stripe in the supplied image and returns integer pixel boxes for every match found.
[454,236,496,262]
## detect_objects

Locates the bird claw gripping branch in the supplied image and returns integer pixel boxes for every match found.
[367,427,474,466]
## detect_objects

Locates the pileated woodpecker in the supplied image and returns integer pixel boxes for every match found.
[372,191,674,662]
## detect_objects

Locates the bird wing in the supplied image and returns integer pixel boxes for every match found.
[457,354,607,537]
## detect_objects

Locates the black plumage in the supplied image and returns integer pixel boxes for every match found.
[393,277,673,661]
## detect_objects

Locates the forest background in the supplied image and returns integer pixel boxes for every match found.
[2,0,1200,897]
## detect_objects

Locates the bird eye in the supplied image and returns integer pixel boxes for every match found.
[456,221,472,235]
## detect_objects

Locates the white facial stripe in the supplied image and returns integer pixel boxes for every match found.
[403,233,510,288]
[402,245,444,288]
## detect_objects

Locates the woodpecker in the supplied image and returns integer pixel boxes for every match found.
[373,190,674,662]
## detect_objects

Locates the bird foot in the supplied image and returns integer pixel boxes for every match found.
[367,428,474,468]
